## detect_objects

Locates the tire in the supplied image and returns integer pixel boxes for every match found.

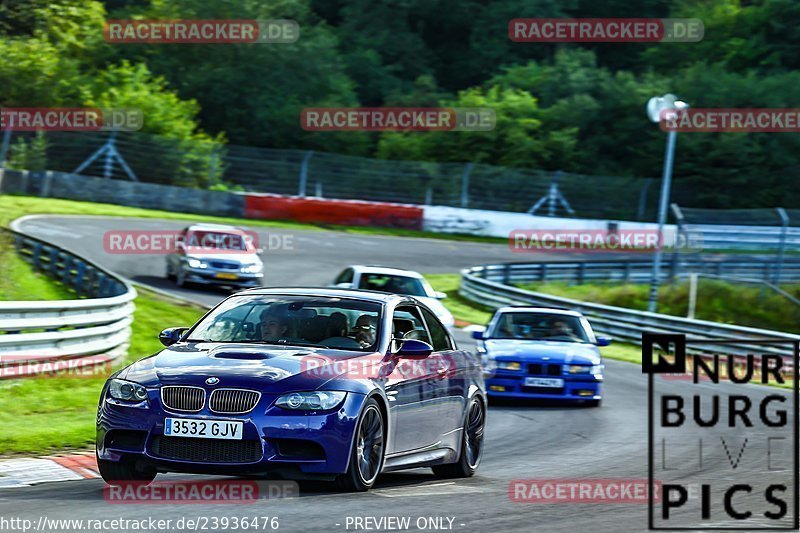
[336,398,385,492]
[586,399,602,408]
[165,263,175,281]
[97,455,156,486]
[432,396,485,479]
[175,267,187,288]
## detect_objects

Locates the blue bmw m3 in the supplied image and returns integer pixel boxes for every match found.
[474,307,610,406]
[96,288,486,491]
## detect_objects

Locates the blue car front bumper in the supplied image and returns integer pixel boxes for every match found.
[484,371,602,401]
[97,390,365,478]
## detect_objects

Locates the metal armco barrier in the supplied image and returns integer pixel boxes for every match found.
[460,263,800,365]
[0,229,136,378]
[477,258,800,284]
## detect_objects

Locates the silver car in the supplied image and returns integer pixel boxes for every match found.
[166,224,264,289]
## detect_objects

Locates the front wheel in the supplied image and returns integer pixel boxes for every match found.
[97,455,156,486]
[432,397,485,478]
[175,267,187,288]
[336,398,385,492]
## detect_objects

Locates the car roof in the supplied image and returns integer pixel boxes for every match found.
[234,286,411,304]
[494,306,584,318]
[350,265,424,278]
[185,223,244,233]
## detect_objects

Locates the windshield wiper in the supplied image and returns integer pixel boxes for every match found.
[185,339,289,345]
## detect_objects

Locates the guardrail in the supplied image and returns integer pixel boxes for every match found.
[0,228,136,378]
[460,263,800,365]
[482,257,800,285]
[673,204,800,253]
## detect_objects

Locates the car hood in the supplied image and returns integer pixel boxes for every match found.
[483,339,600,365]
[119,342,380,393]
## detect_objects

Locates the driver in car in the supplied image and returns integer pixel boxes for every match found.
[353,314,377,348]
[260,309,290,342]
[548,319,578,340]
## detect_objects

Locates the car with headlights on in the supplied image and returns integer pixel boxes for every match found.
[473,307,610,406]
[166,223,263,289]
[96,288,486,491]
[331,266,455,329]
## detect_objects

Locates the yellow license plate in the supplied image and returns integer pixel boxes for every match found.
[214,272,239,280]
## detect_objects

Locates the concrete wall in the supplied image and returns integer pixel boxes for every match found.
[0,170,244,218]
[422,205,678,240]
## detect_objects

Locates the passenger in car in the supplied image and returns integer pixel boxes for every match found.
[353,314,377,348]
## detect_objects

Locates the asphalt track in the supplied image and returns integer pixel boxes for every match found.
[2,215,795,533]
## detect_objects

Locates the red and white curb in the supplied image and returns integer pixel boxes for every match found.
[0,453,99,488]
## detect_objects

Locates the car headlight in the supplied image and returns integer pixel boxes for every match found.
[568,364,602,375]
[108,379,148,402]
[497,361,522,371]
[275,391,347,410]
[240,263,263,274]
[187,258,207,269]
[482,355,496,373]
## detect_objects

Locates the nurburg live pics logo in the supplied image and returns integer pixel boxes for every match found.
[643,332,799,530]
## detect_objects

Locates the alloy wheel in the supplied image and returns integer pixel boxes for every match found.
[355,405,384,485]
[464,400,485,468]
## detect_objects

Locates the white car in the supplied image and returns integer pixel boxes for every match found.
[331,265,455,328]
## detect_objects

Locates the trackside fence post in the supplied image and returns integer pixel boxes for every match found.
[775,207,789,285]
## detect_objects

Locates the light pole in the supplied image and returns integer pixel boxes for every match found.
[646,94,689,313]
[0,128,11,169]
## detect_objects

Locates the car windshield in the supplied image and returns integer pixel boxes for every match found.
[358,273,428,297]
[186,295,382,351]
[489,312,591,343]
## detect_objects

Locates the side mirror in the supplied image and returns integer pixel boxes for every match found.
[395,339,433,359]
[596,336,612,347]
[159,327,188,347]
[471,330,485,340]
[434,291,447,300]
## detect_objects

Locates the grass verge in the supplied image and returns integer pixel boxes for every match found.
[0,236,77,301]
[516,280,800,334]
